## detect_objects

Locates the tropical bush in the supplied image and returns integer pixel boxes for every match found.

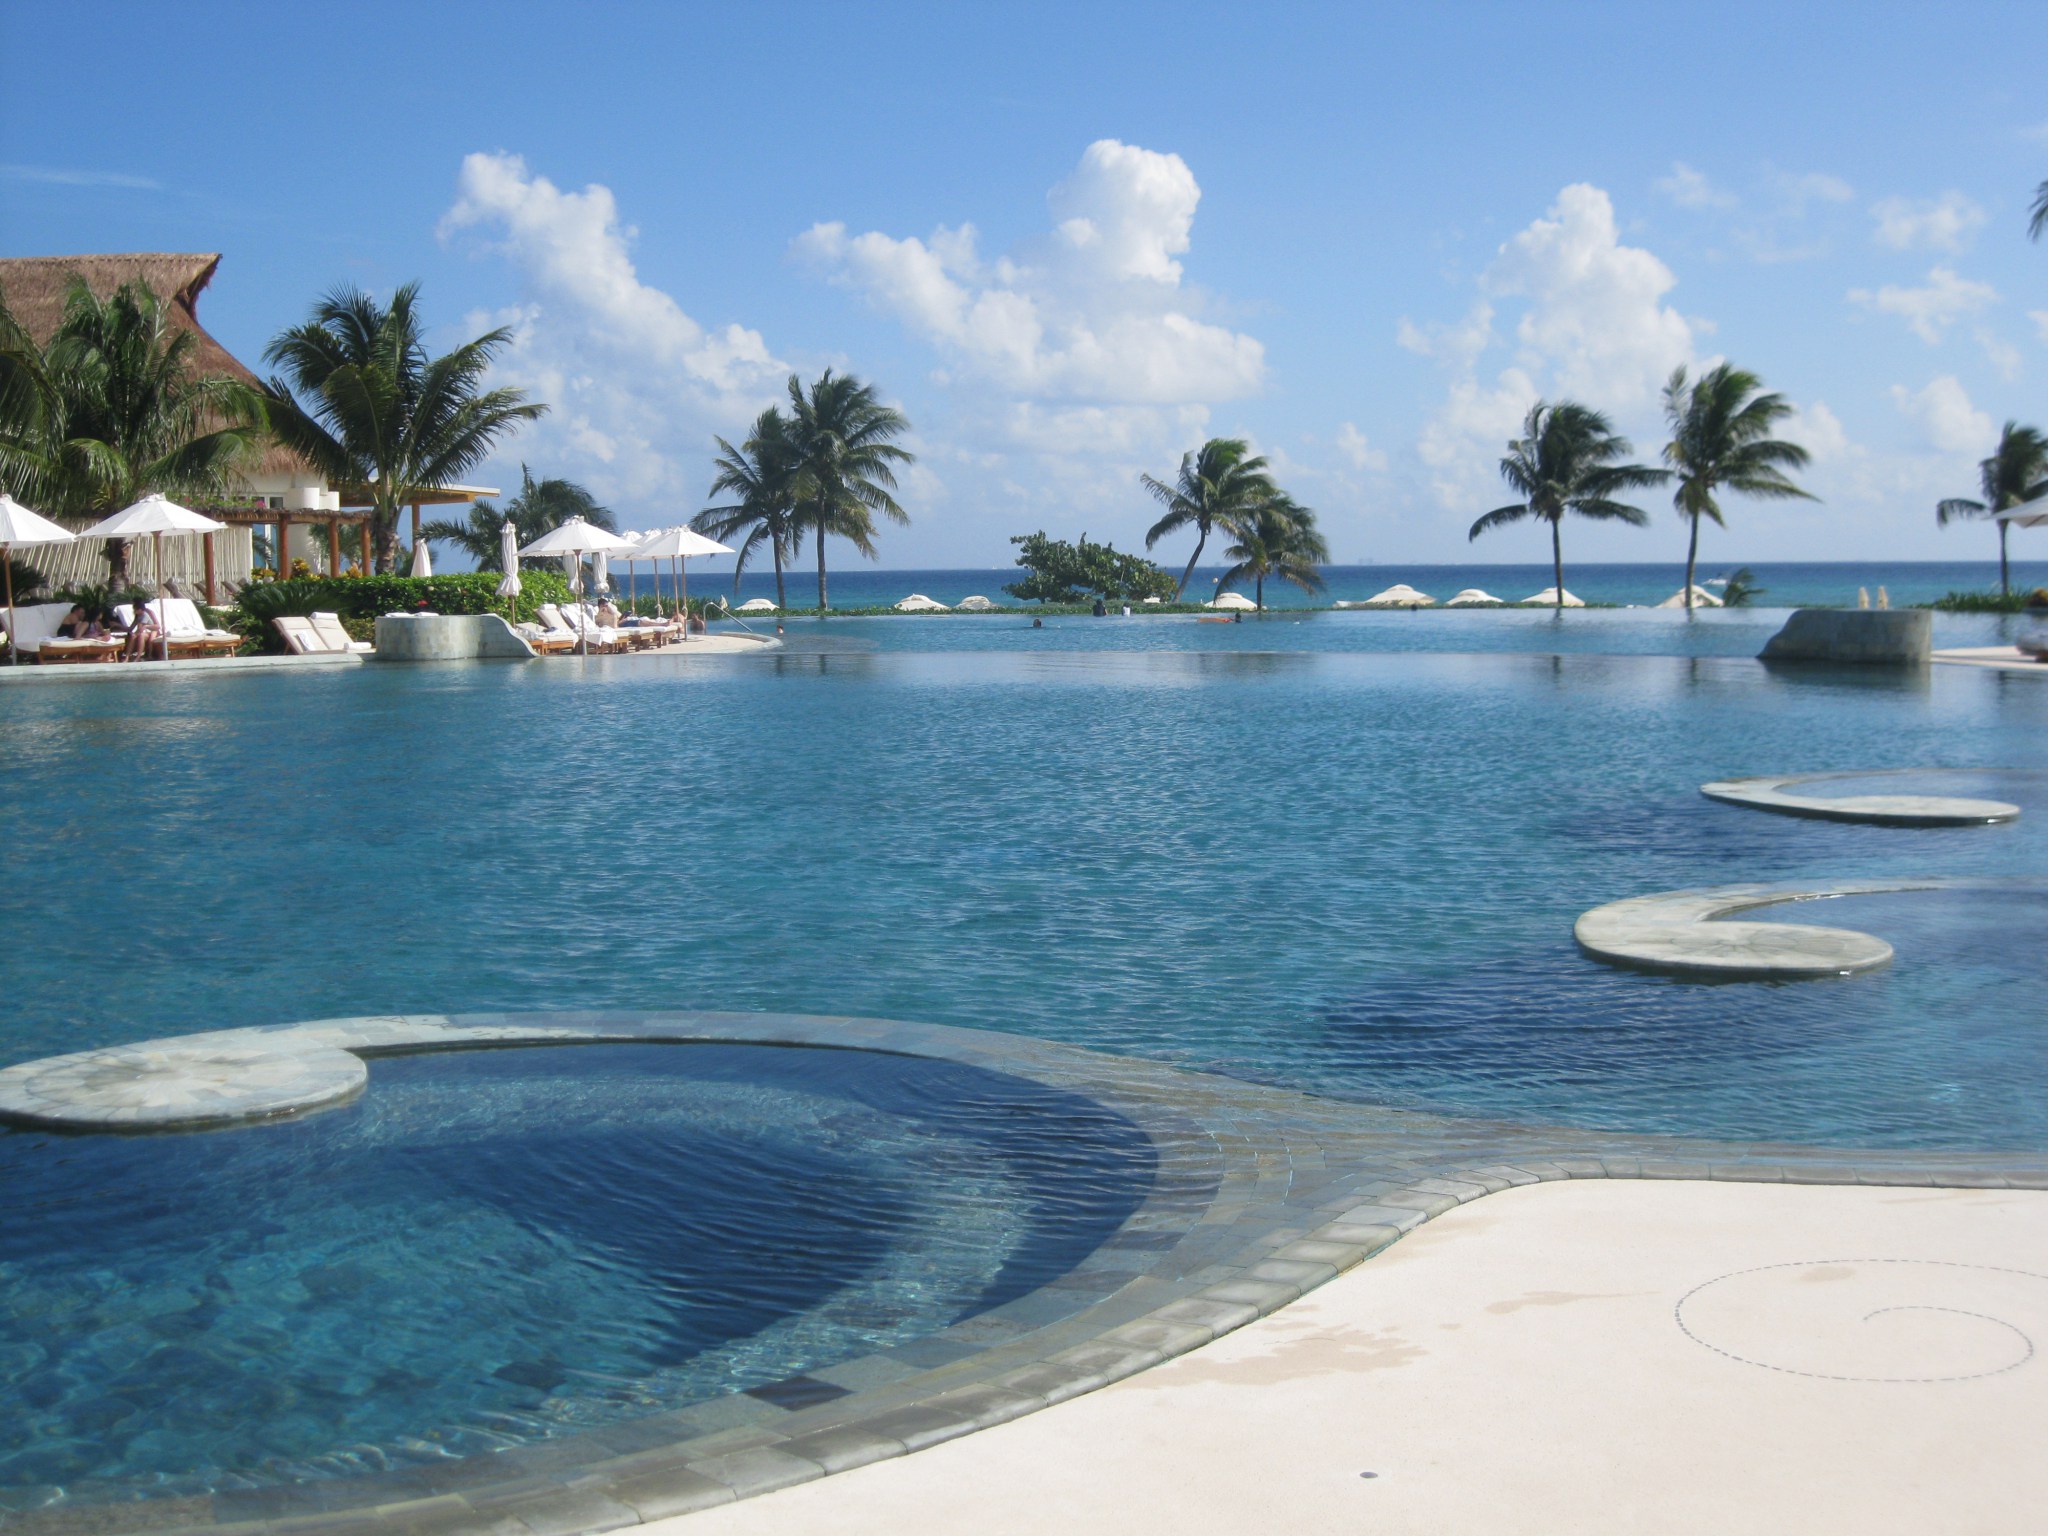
[1005,532,1177,604]
[1923,588,2036,614]
[232,570,574,648]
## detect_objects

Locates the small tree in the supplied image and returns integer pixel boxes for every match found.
[1004,531,1178,604]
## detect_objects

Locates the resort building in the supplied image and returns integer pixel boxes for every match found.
[1,253,494,599]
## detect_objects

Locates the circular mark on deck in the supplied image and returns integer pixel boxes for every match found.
[1674,1259,2047,1382]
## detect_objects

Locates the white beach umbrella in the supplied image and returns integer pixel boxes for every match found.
[1445,588,1503,606]
[410,536,432,579]
[735,597,779,613]
[631,525,735,636]
[77,495,227,661]
[520,519,638,651]
[957,595,994,611]
[1520,586,1584,607]
[0,493,76,665]
[895,593,949,611]
[1363,583,1435,607]
[1208,591,1257,611]
[495,521,521,622]
[1655,585,1722,609]
[1996,504,2048,529]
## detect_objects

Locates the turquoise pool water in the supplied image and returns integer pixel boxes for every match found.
[0,1044,1152,1500]
[2,620,2041,1148]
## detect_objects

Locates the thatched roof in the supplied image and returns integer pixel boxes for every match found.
[0,252,306,479]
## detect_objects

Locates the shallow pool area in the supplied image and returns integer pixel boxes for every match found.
[0,1042,1153,1503]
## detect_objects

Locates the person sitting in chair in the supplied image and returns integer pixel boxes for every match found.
[55,604,107,640]
[124,600,163,658]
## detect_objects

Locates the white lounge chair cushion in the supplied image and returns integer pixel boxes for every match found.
[308,612,371,652]
[272,616,328,654]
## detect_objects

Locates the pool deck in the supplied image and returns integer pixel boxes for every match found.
[663,1179,2048,1536]
[3,1011,2045,1536]
[1932,645,2048,675]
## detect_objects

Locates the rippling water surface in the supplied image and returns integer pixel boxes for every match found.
[0,1045,1152,1499]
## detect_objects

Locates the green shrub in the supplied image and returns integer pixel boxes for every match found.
[1922,589,2034,614]
[232,571,575,649]
[1004,531,1179,603]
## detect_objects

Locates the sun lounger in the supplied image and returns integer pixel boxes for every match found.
[35,637,124,663]
[273,616,333,654]
[309,612,373,653]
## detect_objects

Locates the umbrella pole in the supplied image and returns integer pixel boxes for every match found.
[681,557,689,642]
[155,531,169,662]
[4,543,15,666]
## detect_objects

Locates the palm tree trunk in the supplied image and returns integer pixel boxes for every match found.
[1551,519,1564,610]
[815,524,828,611]
[1256,574,1264,612]
[2000,520,2010,597]
[1684,512,1700,613]
[1177,528,1207,600]
[773,542,787,611]
[105,537,129,588]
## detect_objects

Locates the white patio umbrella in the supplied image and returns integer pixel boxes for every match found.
[518,518,642,652]
[630,525,734,639]
[495,521,521,622]
[0,493,76,665]
[410,536,432,579]
[76,494,226,661]
[1996,504,2048,529]
[1363,583,1435,607]
[1208,591,1257,611]
[1521,586,1584,607]
[1445,588,1504,606]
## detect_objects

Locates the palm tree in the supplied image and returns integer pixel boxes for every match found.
[1937,422,2048,596]
[36,279,264,584]
[1660,365,1815,611]
[423,464,613,569]
[261,283,545,572]
[1142,438,1277,600]
[782,370,913,610]
[0,285,59,504]
[695,407,802,609]
[1217,493,1329,612]
[1469,401,1666,606]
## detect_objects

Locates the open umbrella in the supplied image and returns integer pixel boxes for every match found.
[77,495,227,661]
[629,526,733,640]
[0,493,76,665]
[495,521,521,623]
[519,518,641,652]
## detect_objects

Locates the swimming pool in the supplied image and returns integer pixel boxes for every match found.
[0,1042,1153,1501]
[0,627,2041,1147]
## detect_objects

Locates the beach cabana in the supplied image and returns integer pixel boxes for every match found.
[1521,587,1584,607]
[1209,591,1257,611]
[76,496,227,661]
[895,593,949,611]
[1362,584,1435,607]
[0,495,76,664]
[1445,588,1503,606]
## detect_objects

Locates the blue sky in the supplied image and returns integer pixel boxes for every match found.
[4,0,2045,568]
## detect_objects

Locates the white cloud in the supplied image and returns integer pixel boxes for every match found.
[1655,162,1736,210]
[1870,191,1987,252]
[1977,328,2023,382]
[1783,401,1851,462]
[1890,375,1994,455]
[2031,310,2048,344]
[0,162,160,190]
[439,152,785,510]
[795,139,1264,407]
[1335,422,1389,472]
[1849,266,1998,343]
[1404,184,1698,511]
[1771,170,1854,212]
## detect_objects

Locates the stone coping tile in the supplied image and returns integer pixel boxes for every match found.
[3,1008,2043,1536]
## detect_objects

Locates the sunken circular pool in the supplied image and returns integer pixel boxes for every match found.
[0,1043,1155,1505]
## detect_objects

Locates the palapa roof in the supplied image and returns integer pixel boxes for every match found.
[0,252,306,480]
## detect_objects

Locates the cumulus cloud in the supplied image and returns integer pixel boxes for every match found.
[440,152,785,508]
[1405,185,1696,510]
[1870,191,1987,252]
[2031,309,2048,344]
[1771,170,1854,213]
[1849,266,1998,343]
[1890,375,1994,455]
[1783,401,1851,462]
[1978,328,2023,382]
[794,139,1264,407]
[1335,422,1389,472]
[1656,162,1736,210]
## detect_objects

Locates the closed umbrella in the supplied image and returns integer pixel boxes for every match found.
[496,521,521,623]
[77,495,227,661]
[410,536,432,579]
[0,493,77,665]
[592,550,610,598]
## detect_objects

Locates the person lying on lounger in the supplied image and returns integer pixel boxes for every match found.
[55,604,108,640]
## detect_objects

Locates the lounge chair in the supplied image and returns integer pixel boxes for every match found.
[35,637,124,663]
[116,598,241,658]
[273,616,330,654]
[309,612,373,653]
